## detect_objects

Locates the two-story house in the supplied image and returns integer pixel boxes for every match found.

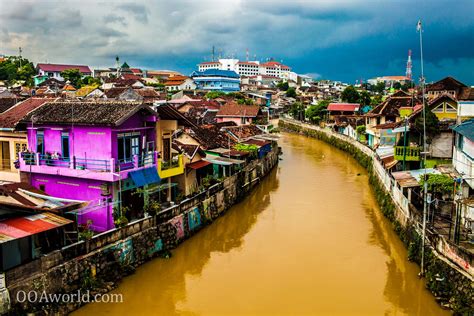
[451,119,474,235]
[19,101,159,232]
[365,91,420,148]
[36,63,92,82]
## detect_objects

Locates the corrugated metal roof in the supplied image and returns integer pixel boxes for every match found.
[452,119,474,140]
[0,212,72,244]
[187,160,211,170]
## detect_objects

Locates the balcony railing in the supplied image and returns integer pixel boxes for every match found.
[157,154,184,178]
[394,146,421,161]
[20,152,157,175]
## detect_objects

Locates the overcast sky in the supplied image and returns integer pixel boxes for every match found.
[0,0,473,84]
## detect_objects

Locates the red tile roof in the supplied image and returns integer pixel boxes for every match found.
[327,103,360,112]
[37,63,91,74]
[121,73,141,80]
[260,61,290,69]
[0,98,50,129]
[216,102,260,117]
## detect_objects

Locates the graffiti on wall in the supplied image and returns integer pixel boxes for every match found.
[188,207,201,231]
[170,215,185,240]
[147,239,163,256]
[109,239,134,265]
[202,199,211,222]
[379,129,396,146]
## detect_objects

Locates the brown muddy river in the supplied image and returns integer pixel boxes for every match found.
[74,133,449,315]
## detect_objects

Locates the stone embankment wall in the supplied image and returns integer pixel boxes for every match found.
[279,118,473,314]
[3,147,279,315]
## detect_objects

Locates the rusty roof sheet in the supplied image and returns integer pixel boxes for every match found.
[0,212,72,244]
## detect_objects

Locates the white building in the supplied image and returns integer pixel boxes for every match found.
[36,63,92,81]
[452,119,474,233]
[198,58,291,79]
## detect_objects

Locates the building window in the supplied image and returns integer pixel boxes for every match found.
[37,131,45,155]
[432,104,444,113]
[445,103,457,112]
[117,132,140,162]
[0,141,10,170]
[61,132,70,159]
[457,134,464,151]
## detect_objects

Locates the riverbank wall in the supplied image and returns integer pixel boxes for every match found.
[279,118,473,314]
[2,146,279,315]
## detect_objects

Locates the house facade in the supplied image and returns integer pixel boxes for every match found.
[164,75,196,91]
[216,102,261,125]
[19,101,159,232]
[452,119,474,233]
[191,69,240,93]
[36,63,92,81]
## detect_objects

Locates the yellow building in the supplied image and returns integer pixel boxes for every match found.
[428,93,458,121]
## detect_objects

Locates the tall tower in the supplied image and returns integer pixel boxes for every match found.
[246,48,249,62]
[406,49,412,81]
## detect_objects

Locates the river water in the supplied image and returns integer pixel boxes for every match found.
[74,133,449,316]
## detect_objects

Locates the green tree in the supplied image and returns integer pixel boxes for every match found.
[305,101,328,124]
[277,80,289,91]
[0,56,35,86]
[60,68,83,87]
[374,81,386,93]
[370,94,383,106]
[289,101,305,119]
[286,87,297,98]
[414,109,440,143]
[341,85,360,103]
[80,76,101,87]
[392,82,402,90]
[401,82,412,92]
[419,174,454,196]
[358,90,371,106]
[205,91,226,99]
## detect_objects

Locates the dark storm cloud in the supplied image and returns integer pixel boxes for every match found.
[0,0,472,83]
[116,3,149,23]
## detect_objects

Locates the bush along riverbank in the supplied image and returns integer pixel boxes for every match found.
[279,119,473,315]
[4,147,280,315]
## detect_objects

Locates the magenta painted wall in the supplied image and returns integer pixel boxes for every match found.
[27,113,156,161]
[23,112,157,232]
[31,173,114,231]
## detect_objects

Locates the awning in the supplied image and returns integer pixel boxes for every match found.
[204,156,245,166]
[0,212,73,244]
[392,126,410,133]
[187,160,211,170]
[129,167,161,187]
[147,182,178,194]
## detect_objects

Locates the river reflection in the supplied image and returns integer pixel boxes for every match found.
[74,133,448,316]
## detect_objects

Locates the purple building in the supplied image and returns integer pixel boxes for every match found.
[19,101,160,232]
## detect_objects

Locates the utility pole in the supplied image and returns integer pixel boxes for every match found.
[19,47,22,68]
[402,117,408,171]
[418,19,429,277]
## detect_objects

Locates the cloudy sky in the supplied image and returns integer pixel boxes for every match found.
[0,0,473,84]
